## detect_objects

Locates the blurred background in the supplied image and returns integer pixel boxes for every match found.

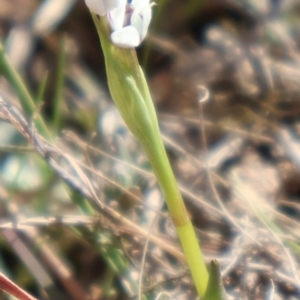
[1,0,300,299]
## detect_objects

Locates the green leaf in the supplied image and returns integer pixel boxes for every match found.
[203,260,227,300]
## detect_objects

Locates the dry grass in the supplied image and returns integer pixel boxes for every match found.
[1,0,300,299]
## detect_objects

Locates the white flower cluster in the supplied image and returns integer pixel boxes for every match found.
[85,0,153,48]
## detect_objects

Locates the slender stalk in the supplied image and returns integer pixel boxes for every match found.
[0,42,50,138]
[91,15,208,297]
[52,36,66,132]
[143,127,208,295]
[35,72,49,106]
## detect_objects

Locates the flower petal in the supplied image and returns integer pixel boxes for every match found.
[140,7,151,39]
[130,7,151,40]
[109,3,126,31]
[130,11,143,38]
[131,0,150,10]
[85,0,125,16]
[111,26,140,48]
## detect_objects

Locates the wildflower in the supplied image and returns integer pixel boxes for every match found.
[109,0,152,48]
[85,0,153,48]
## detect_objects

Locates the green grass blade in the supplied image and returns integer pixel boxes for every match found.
[0,41,50,138]
[52,36,66,132]
[203,260,228,300]
[35,71,49,106]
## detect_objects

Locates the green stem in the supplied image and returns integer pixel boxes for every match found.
[144,133,209,296]
[52,36,66,132]
[0,41,50,138]
[91,14,208,297]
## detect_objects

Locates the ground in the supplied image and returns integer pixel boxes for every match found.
[0,0,300,299]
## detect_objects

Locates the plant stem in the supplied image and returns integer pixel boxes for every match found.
[144,132,209,296]
[0,42,50,138]
[91,14,209,297]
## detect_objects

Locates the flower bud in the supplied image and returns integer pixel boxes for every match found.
[109,0,152,48]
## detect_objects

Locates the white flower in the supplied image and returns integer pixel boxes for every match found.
[85,0,125,16]
[85,0,153,48]
[109,0,153,48]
